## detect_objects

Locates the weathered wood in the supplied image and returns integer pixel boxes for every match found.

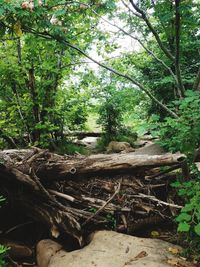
[37,152,185,180]
[0,149,185,180]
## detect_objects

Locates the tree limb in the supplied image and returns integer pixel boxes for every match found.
[121,0,142,18]
[128,0,174,61]
[82,182,121,226]
[23,27,178,118]
[91,12,179,89]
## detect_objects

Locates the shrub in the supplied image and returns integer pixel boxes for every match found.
[147,90,200,260]
[150,90,200,161]
[96,129,137,152]
[0,245,7,267]
[97,97,123,142]
[172,169,200,260]
[53,139,88,155]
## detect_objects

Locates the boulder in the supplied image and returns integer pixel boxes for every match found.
[78,137,99,149]
[48,231,192,267]
[36,239,62,267]
[106,141,135,153]
[133,143,165,155]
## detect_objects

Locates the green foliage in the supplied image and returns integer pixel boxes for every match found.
[0,197,7,266]
[0,0,106,149]
[105,213,116,230]
[96,130,137,152]
[88,207,97,213]
[0,196,5,204]
[96,79,140,146]
[116,127,138,146]
[52,139,88,155]
[149,91,200,159]
[171,169,200,259]
[97,91,123,142]
[0,245,7,267]
[145,90,200,259]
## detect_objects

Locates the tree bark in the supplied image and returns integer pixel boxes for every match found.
[174,0,185,97]
[193,68,200,91]
[28,67,41,142]
[0,149,185,181]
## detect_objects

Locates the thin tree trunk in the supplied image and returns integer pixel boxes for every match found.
[193,69,200,91]
[28,67,41,142]
[174,0,185,97]
[11,82,31,145]
[23,28,179,119]
[15,38,32,143]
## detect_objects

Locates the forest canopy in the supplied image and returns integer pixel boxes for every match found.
[0,0,199,149]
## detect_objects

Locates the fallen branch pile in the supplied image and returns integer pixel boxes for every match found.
[0,148,185,246]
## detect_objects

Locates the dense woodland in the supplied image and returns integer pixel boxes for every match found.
[0,0,200,266]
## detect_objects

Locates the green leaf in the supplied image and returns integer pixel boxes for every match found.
[178,222,191,232]
[181,204,194,213]
[176,213,191,222]
[194,224,200,236]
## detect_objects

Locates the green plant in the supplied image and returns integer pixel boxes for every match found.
[88,207,97,213]
[145,91,200,259]
[106,213,116,230]
[54,139,88,155]
[0,196,7,266]
[97,96,123,143]
[0,245,7,267]
[171,166,200,260]
[0,196,5,204]
[150,91,200,160]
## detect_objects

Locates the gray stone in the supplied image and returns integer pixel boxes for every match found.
[133,143,165,155]
[48,231,184,267]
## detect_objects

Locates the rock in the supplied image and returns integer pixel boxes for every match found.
[36,239,62,267]
[134,143,165,155]
[195,162,200,171]
[3,241,32,259]
[106,141,135,153]
[49,230,190,267]
[134,140,149,148]
[141,134,156,141]
[79,137,99,149]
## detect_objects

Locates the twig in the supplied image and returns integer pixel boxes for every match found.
[82,182,121,226]
[4,221,33,235]
[148,164,180,180]
[48,189,77,203]
[133,193,183,209]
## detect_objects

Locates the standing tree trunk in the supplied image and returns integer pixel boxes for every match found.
[174,0,185,97]
[28,67,41,142]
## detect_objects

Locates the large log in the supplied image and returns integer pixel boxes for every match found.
[0,149,185,181]
[38,152,185,181]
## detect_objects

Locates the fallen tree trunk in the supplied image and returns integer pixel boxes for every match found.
[63,131,102,139]
[0,148,186,247]
[0,149,185,181]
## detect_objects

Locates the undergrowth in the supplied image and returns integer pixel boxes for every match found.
[145,90,200,260]
[0,196,7,267]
